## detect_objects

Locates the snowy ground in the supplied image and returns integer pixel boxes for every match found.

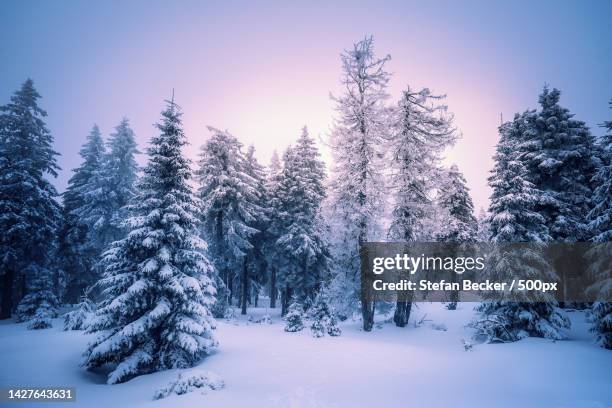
[1,303,611,408]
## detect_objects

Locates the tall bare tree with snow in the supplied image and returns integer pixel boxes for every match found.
[328,37,390,331]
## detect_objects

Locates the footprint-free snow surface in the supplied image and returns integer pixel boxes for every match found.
[1,303,610,408]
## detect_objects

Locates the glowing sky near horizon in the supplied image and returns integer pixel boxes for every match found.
[1,0,611,211]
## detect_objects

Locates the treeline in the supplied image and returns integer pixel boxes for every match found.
[0,36,610,382]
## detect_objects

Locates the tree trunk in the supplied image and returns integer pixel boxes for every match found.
[448,272,459,310]
[361,299,375,331]
[227,272,234,306]
[359,237,374,331]
[19,272,27,304]
[394,301,413,327]
[0,268,14,319]
[281,287,293,316]
[241,258,248,315]
[269,267,277,308]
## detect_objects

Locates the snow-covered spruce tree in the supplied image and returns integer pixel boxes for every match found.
[0,79,61,321]
[63,295,95,331]
[589,301,612,349]
[264,150,282,308]
[586,102,612,349]
[196,127,263,315]
[474,116,569,342]
[74,117,139,280]
[476,207,491,242]
[520,86,598,242]
[436,164,477,309]
[241,145,269,312]
[436,165,478,244]
[16,265,60,329]
[309,294,341,337]
[328,36,390,331]
[388,86,457,326]
[589,102,612,243]
[83,98,217,384]
[59,125,106,303]
[284,299,305,332]
[274,128,329,314]
[104,117,140,234]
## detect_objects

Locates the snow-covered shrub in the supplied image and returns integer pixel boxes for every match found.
[309,295,341,338]
[25,310,53,330]
[326,314,341,337]
[16,270,59,330]
[445,302,457,311]
[284,302,304,332]
[63,298,95,331]
[255,314,272,324]
[472,303,569,343]
[311,319,325,338]
[153,370,224,400]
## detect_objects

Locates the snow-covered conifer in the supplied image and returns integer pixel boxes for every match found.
[585,101,612,349]
[264,150,282,308]
[589,301,611,349]
[588,102,612,243]
[521,86,598,242]
[309,294,341,337]
[59,125,106,302]
[0,79,61,320]
[388,86,457,325]
[388,87,457,242]
[474,116,569,342]
[16,265,60,329]
[196,128,263,315]
[83,97,217,384]
[436,165,478,243]
[63,296,95,331]
[273,128,329,313]
[75,118,139,271]
[241,145,268,313]
[328,36,390,331]
[476,207,491,242]
[436,165,477,309]
[284,300,305,332]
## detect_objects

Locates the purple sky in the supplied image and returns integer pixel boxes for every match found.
[1,0,611,211]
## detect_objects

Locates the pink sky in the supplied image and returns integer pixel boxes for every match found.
[1,1,611,212]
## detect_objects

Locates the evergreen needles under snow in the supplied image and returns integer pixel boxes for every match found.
[309,294,341,338]
[270,127,329,313]
[16,267,60,329]
[64,297,96,331]
[473,113,569,343]
[283,300,305,332]
[153,370,224,400]
[82,97,217,384]
[196,127,265,316]
[585,105,612,349]
[0,79,61,321]
[58,125,106,303]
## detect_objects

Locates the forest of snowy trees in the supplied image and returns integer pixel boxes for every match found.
[0,37,611,385]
